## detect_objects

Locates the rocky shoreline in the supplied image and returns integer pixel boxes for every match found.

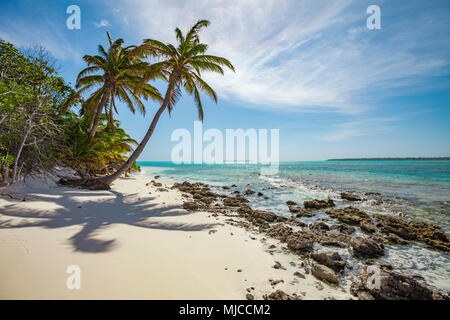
[166,179,450,300]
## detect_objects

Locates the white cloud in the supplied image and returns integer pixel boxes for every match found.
[94,19,111,28]
[0,23,81,63]
[104,0,450,113]
[319,117,398,141]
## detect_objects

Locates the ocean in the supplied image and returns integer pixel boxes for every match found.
[137,160,450,293]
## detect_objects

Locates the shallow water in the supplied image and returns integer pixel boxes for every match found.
[138,160,450,293]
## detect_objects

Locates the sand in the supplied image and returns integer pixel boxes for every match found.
[0,170,351,300]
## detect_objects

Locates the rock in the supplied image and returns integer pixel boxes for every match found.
[252,210,278,222]
[286,200,297,206]
[152,181,163,187]
[289,206,315,217]
[287,217,307,227]
[374,214,450,253]
[264,290,300,300]
[326,206,376,232]
[257,192,264,197]
[311,252,347,272]
[237,204,253,216]
[246,293,254,300]
[341,192,361,201]
[157,188,168,192]
[222,186,230,189]
[353,266,434,300]
[272,261,285,270]
[383,232,409,245]
[244,189,255,195]
[286,230,316,252]
[318,231,351,248]
[223,196,249,207]
[350,236,385,258]
[350,282,375,300]
[311,263,339,284]
[304,199,335,209]
[154,175,160,179]
[312,222,330,232]
[360,220,377,233]
[267,223,293,242]
[269,279,284,286]
[294,271,305,279]
[330,224,356,235]
[182,202,199,211]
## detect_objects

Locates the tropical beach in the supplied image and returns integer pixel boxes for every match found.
[1,0,450,304]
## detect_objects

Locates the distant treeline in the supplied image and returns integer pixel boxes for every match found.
[327,157,450,161]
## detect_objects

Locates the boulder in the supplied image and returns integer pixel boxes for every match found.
[341,192,362,201]
[287,230,316,252]
[311,263,339,284]
[252,210,277,222]
[330,224,356,235]
[223,196,249,207]
[182,202,199,211]
[289,206,315,217]
[244,189,255,195]
[352,266,435,300]
[264,290,300,300]
[304,199,335,209]
[326,206,376,232]
[267,223,293,242]
[374,214,450,253]
[311,252,347,272]
[311,222,330,232]
[350,236,385,258]
[318,231,351,248]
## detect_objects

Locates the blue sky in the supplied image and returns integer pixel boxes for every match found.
[1,0,449,161]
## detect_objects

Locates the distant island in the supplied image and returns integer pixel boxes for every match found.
[327,157,450,161]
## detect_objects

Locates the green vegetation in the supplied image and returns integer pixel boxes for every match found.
[98,19,234,186]
[0,40,141,185]
[0,19,234,188]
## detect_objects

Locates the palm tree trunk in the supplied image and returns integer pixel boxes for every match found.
[98,78,176,186]
[88,90,109,140]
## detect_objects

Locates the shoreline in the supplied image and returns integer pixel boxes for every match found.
[0,170,351,300]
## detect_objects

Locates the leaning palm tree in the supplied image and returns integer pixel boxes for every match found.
[98,20,234,186]
[72,32,162,140]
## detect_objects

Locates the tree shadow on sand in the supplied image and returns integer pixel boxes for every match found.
[0,188,219,253]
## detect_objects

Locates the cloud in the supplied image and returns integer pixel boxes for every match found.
[0,22,82,63]
[94,19,111,28]
[319,117,398,141]
[110,0,450,114]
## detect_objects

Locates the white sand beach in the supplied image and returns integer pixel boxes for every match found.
[0,171,351,300]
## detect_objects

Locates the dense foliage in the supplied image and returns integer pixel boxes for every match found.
[0,40,140,185]
[1,19,233,188]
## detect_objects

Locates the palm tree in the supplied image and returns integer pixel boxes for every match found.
[98,20,234,186]
[72,32,162,140]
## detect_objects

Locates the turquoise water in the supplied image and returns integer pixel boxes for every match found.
[138,160,450,293]
[138,160,450,230]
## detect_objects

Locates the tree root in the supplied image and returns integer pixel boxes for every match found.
[58,178,111,190]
